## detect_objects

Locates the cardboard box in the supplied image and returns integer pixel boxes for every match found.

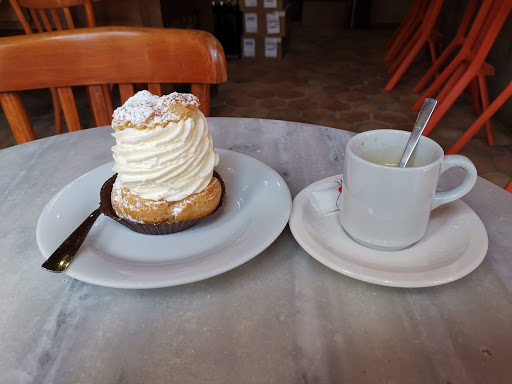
[241,35,288,61]
[263,36,287,60]
[242,6,289,36]
[241,36,258,59]
[239,0,289,12]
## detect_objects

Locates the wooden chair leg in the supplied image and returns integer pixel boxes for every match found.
[0,92,37,144]
[88,85,111,127]
[148,83,163,96]
[119,83,135,105]
[57,87,82,132]
[102,84,114,118]
[85,85,113,127]
[50,87,63,134]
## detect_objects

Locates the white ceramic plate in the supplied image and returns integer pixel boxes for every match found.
[37,149,292,289]
[289,175,488,288]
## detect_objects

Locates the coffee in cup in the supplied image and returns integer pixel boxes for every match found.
[339,129,477,251]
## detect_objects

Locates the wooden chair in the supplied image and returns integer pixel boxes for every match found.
[0,27,227,144]
[8,0,97,34]
[8,0,102,135]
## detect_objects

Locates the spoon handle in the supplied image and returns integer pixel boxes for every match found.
[42,208,101,273]
[398,98,437,168]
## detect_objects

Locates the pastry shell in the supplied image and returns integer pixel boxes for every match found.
[100,171,225,235]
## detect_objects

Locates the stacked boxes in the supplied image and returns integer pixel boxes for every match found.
[240,0,290,61]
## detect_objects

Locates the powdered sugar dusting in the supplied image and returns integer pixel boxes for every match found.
[162,92,200,106]
[171,200,188,217]
[111,177,145,223]
[112,176,188,223]
[112,90,200,129]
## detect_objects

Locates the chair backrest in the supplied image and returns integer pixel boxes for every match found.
[0,26,228,144]
[9,1,100,137]
[9,0,96,34]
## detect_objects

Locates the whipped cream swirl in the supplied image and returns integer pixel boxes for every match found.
[112,110,219,202]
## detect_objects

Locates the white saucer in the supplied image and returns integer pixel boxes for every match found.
[289,175,488,288]
[37,149,292,289]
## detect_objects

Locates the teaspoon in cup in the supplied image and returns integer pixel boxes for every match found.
[398,98,437,168]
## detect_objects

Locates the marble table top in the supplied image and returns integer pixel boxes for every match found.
[1,118,511,383]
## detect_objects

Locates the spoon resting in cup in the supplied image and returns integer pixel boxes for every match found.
[398,98,437,168]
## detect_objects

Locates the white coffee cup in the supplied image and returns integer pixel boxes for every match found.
[339,129,477,251]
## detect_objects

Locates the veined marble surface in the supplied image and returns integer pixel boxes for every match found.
[1,118,511,384]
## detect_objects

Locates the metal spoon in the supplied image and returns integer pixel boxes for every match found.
[398,98,437,168]
[41,208,101,273]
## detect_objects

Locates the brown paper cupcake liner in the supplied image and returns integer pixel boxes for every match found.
[100,171,225,235]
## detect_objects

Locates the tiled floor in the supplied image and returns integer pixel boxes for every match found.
[1,24,511,188]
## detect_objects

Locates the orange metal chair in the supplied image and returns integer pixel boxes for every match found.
[506,178,512,193]
[385,0,428,62]
[384,0,445,91]
[412,0,495,113]
[417,0,511,141]
[8,0,101,135]
[0,27,227,144]
[412,0,480,94]
[446,80,512,154]
[412,0,483,117]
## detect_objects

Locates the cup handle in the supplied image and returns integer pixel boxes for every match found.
[432,155,477,210]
